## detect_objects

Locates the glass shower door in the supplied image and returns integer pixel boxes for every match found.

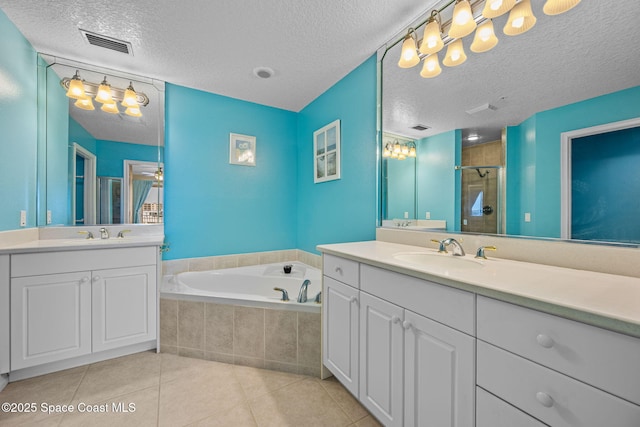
[459,166,503,234]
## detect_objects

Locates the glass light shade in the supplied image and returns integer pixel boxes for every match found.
[74,96,94,111]
[95,78,114,104]
[543,0,581,15]
[419,18,443,55]
[408,147,417,157]
[66,77,86,100]
[101,102,119,114]
[125,106,142,117]
[448,0,477,39]
[481,0,516,18]
[401,145,409,155]
[398,154,407,160]
[471,20,499,53]
[504,0,536,36]
[391,151,399,159]
[383,148,391,158]
[420,54,442,78]
[393,142,402,153]
[398,31,420,68]
[121,83,139,107]
[443,39,467,67]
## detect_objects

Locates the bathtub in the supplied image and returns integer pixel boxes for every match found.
[161,261,322,313]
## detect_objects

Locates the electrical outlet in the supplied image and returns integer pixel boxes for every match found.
[404,211,409,219]
[47,210,52,224]
[425,212,431,220]
[463,219,468,225]
[20,210,26,227]
[524,212,531,222]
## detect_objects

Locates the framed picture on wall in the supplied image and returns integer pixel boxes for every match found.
[229,133,256,166]
[313,119,341,183]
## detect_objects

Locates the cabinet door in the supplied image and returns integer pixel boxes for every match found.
[323,276,360,397]
[11,272,92,370]
[92,265,157,352]
[404,310,475,427]
[359,292,404,427]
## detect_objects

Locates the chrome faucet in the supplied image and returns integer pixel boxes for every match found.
[273,287,289,301]
[475,245,497,259]
[432,238,465,256]
[99,227,109,239]
[297,280,311,303]
[313,291,322,304]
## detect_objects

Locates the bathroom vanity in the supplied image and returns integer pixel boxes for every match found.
[318,240,640,427]
[0,228,163,383]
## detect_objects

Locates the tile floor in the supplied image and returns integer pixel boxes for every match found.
[0,351,381,426]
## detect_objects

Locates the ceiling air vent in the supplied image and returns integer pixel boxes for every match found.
[80,29,132,55]
[411,124,430,131]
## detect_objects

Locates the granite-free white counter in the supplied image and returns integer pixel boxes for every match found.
[317,240,640,338]
[1,235,164,254]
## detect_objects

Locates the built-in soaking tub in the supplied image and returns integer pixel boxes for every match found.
[160,261,323,376]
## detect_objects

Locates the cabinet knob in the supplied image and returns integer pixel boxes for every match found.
[391,316,401,324]
[536,334,555,349]
[93,275,101,282]
[402,320,412,330]
[80,276,90,283]
[535,391,554,408]
[349,296,358,304]
[335,267,343,274]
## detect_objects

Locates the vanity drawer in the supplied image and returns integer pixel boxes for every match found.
[476,387,546,427]
[323,254,359,288]
[477,296,640,405]
[477,341,640,427]
[360,264,474,335]
[11,247,157,277]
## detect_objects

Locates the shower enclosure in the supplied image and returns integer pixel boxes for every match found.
[457,165,504,234]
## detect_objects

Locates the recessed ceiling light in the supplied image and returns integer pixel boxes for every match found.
[253,67,274,79]
[467,135,479,141]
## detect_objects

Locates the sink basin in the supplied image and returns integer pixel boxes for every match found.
[393,252,484,269]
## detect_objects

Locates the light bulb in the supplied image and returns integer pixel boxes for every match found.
[398,30,420,68]
[443,39,467,67]
[95,77,114,104]
[419,12,444,55]
[449,0,477,39]
[420,55,442,78]
[471,20,499,53]
[121,82,139,107]
[66,71,86,100]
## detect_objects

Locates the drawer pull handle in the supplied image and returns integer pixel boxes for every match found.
[335,267,343,274]
[402,320,412,330]
[536,334,555,349]
[391,316,401,324]
[536,392,554,408]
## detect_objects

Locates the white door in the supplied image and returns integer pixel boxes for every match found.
[359,292,404,427]
[404,310,475,427]
[92,265,157,352]
[323,276,360,397]
[11,271,92,370]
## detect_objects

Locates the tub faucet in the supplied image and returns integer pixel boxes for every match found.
[432,238,465,256]
[297,280,311,303]
[273,287,289,301]
[313,291,322,304]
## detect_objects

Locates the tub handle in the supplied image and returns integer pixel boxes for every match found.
[273,287,290,301]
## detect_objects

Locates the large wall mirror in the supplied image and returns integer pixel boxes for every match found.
[38,55,165,227]
[380,0,640,245]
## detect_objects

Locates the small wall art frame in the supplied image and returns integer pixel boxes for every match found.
[229,133,256,166]
[313,119,341,183]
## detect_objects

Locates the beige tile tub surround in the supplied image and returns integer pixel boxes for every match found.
[0,351,381,426]
[160,299,322,377]
[161,249,322,276]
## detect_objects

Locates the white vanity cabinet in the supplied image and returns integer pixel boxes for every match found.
[323,255,360,397]
[10,247,157,371]
[323,255,476,427]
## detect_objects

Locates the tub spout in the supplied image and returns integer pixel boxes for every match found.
[273,287,289,301]
[297,280,311,303]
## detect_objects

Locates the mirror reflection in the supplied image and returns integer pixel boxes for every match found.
[380,0,640,244]
[40,57,164,226]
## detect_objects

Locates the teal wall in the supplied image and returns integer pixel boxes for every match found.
[0,9,38,231]
[96,139,161,177]
[416,130,461,232]
[507,85,640,238]
[385,157,416,220]
[164,84,299,259]
[296,55,378,254]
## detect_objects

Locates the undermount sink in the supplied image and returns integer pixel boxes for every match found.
[393,252,484,269]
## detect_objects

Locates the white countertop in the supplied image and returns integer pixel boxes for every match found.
[318,241,640,338]
[0,235,164,254]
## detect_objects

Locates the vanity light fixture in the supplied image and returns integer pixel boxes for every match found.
[449,0,477,39]
[504,0,537,36]
[397,0,581,79]
[383,140,417,160]
[443,39,467,67]
[543,0,581,15]
[61,75,149,117]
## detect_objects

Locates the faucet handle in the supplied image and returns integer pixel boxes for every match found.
[273,287,290,301]
[117,229,132,238]
[78,231,94,239]
[475,245,497,259]
[430,239,447,253]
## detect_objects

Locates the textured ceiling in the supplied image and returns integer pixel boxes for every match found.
[0,0,436,112]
